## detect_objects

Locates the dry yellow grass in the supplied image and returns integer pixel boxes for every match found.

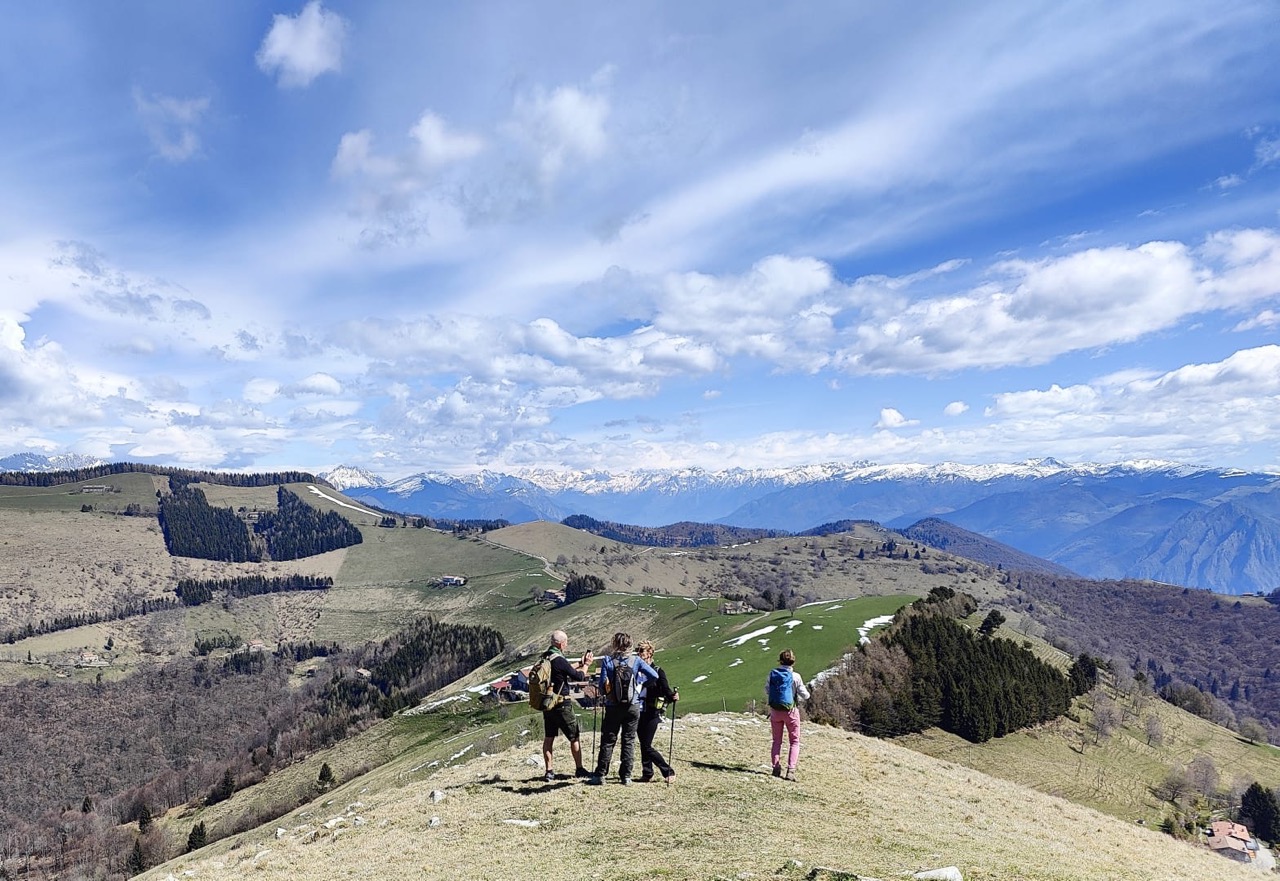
[144,712,1267,881]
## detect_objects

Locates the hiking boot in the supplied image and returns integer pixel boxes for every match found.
[574,767,590,779]
[619,777,631,786]
[638,774,654,783]
[784,768,797,782]
[664,770,676,785]
[585,774,603,786]
[772,764,783,778]
[544,770,556,783]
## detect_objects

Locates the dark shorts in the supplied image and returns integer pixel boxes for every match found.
[543,702,580,741]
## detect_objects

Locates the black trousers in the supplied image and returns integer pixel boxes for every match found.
[638,709,673,779]
[594,702,641,780]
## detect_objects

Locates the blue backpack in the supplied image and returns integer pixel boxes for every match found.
[767,666,796,710]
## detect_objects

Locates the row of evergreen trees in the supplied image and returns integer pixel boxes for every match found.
[1,597,181,644]
[0,462,316,488]
[175,574,333,607]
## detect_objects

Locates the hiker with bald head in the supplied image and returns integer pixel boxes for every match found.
[535,629,594,783]
[586,631,660,786]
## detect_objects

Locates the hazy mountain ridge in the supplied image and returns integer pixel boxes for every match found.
[12,454,1280,593]
[900,517,1077,577]
[422,461,1280,593]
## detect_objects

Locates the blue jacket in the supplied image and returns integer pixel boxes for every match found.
[597,651,660,707]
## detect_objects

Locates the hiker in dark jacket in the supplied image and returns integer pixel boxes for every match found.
[541,629,594,782]
[587,631,659,786]
[636,639,678,783]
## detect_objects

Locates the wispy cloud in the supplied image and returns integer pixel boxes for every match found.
[133,90,210,163]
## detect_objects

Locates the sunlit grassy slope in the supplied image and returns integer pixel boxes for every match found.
[144,708,1270,881]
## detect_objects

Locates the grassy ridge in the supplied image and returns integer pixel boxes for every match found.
[0,472,164,513]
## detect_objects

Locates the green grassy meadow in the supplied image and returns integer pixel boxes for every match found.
[0,472,164,513]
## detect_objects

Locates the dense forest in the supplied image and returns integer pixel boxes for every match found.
[158,485,258,561]
[1013,574,1280,731]
[0,616,502,879]
[253,487,363,560]
[809,588,1074,743]
[158,485,362,563]
[560,514,788,547]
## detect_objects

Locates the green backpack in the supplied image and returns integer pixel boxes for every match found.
[528,652,563,711]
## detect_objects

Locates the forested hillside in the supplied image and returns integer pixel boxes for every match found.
[0,617,502,877]
[809,588,1074,742]
[560,514,787,547]
[158,486,362,563]
[1015,573,1280,730]
[253,487,363,561]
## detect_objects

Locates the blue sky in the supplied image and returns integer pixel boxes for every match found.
[3,1,1280,478]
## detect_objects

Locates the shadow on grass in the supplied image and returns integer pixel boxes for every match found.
[685,759,763,775]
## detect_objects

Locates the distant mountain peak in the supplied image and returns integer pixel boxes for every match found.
[0,451,106,473]
[319,465,388,491]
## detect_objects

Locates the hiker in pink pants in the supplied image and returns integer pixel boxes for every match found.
[766,648,811,781]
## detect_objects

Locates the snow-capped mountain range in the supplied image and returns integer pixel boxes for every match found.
[4,451,1278,595]
[318,458,1280,595]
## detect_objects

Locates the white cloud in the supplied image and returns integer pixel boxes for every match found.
[506,78,611,186]
[256,1,348,88]
[944,401,968,416]
[1234,309,1280,331]
[875,408,916,429]
[284,372,343,397]
[1214,174,1244,190]
[839,230,1280,375]
[410,113,486,168]
[243,378,281,404]
[133,90,210,163]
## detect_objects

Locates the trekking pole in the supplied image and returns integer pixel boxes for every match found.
[592,701,598,758]
[668,699,676,766]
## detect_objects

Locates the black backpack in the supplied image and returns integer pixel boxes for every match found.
[609,653,637,705]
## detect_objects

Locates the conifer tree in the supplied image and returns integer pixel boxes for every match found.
[186,821,207,853]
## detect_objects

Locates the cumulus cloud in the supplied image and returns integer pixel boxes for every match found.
[944,401,968,416]
[133,90,210,163]
[837,229,1280,375]
[283,372,343,397]
[655,255,836,370]
[875,408,917,429]
[256,1,348,88]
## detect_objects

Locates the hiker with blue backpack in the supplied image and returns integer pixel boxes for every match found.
[766,648,811,782]
[586,631,660,786]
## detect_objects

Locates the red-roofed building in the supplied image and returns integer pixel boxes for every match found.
[1206,820,1258,863]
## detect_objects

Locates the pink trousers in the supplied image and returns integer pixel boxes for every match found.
[770,707,802,770]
